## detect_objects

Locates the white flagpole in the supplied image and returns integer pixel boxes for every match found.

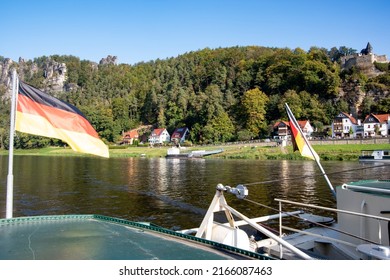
[285,103,336,198]
[6,69,18,219]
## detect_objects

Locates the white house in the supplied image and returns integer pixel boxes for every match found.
[332,112,360,138]
[297,120,314,139]
[148,128,170,144]
[171,127,190,144]
[273,120,314,140]
[363,113,390,137]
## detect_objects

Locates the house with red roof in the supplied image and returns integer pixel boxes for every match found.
[332,112,361,138]
[362,113,390,137]
[148,128,170,145]
[273,121,290,140]
[171,127,190,144]
[121,129,139,145]
[297,120,314,137]
[273,120,314,140]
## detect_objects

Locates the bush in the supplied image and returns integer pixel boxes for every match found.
[374,62,389,72]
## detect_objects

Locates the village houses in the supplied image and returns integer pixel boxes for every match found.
[332,112,390,138]
[148,128,170,145]
[273,110,389,141]
[122,111,388,146]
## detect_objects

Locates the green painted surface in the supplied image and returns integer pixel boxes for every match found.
[0,215,272,260]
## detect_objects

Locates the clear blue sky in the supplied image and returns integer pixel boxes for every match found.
[1,0,389,65]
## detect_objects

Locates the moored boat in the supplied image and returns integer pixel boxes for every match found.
[359,150,390,162]
[166,146,224,158]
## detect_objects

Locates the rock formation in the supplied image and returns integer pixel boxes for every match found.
[0,58,14,98]
[42,58,67,92]
[99,55,117,65]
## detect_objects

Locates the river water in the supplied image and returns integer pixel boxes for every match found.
[0,156,389,229]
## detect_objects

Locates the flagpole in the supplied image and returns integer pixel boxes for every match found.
[6,69,18,219]
[285,103,336,198]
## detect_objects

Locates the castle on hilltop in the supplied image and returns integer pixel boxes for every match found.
[341,42,389,77]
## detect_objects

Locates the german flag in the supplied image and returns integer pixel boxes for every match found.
[285,103,319,161]
[16,81,109,158]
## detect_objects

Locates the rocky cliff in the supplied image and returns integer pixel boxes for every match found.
[0,57,68,98]
[0,58,14,97]
[0,55,118,98]
[99,55,117,65]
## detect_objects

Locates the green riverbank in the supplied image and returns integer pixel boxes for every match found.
[1,143,390,161]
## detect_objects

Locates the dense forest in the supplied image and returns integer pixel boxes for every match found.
[1,45,389,148]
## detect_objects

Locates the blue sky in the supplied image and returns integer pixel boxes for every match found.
[1,0,389,64]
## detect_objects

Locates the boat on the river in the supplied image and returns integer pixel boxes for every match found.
[359,149,390,162]
[166,146,224,158]
[177,105,390,260]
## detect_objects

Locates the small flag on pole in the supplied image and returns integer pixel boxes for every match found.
[16,81,109,158]
[285,103,319,161]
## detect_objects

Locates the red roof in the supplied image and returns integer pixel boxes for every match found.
[171,127,189,139]
[363,113,390,124]
[297,120,309,127]
[341,112,358,124]
[273,121,289,128]
[274,120,309,130]
[373,113,390,123]
[152,128,166,136]
[123,129,138,139]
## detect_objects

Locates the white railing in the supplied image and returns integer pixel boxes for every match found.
[275,198,390,249]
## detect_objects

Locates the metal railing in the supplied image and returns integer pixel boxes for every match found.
[275,198,390,249]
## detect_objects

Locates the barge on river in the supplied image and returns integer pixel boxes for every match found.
[166,147,224,158]
[358,150,390,162]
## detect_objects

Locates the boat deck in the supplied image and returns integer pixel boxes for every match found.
[0,215,271,260]
[259,226,360,260]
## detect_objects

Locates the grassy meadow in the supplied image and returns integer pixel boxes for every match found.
[1,142,390,161]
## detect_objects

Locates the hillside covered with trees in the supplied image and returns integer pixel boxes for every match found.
[0,45,389,148]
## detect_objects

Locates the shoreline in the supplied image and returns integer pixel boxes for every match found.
[1,143,390,161]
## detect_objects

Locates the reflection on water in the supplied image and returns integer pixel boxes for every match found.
[1,156,389,229]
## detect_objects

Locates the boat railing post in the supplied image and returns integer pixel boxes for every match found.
[279,200,283,259]
[360,200,366,245]
[6,69,18,219]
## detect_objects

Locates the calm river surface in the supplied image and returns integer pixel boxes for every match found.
[1,156,389,229]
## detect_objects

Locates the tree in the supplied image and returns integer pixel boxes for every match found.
[202,109,234,143]
[141,89,158,124]
[349,126,354,137]
[377,97,390,114]
[81,105,115,143]
[241,88,269,137]
[338,46,357,56]
[374,124,381,136]
[112,97,130,131]
[279,89,302,119]
[360,96,375,118]
[236,129,255,141]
